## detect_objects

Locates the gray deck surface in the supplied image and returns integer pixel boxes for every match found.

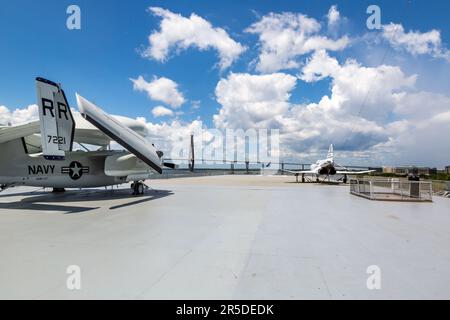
[0,175,449,299]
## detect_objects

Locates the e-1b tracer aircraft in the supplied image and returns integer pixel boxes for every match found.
[0,77,175,195]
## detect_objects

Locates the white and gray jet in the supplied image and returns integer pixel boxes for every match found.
[0,78,175,195]
[283,144,374,183]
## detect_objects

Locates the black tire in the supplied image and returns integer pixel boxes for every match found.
[137,183,144,195]
[132,182,138,196]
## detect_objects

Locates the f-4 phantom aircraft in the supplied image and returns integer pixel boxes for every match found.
[0,77,175,195]
[283,144,375,183]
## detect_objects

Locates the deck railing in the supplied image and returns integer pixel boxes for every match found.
[350,178,432,202]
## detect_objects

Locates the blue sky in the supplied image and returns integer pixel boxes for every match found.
[1,0,450,166]
[0,0,448,119]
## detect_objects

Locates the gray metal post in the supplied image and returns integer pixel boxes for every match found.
[188,134,195,172]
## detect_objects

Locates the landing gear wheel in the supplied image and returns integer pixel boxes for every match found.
[137,183,144,195]
[132,181,145,196]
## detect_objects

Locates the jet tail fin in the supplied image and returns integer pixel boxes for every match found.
[327,144,334,160]
[36,78,75,160]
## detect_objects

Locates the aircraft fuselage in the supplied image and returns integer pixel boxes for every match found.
[0,141,126,188]
[310,158,336,175]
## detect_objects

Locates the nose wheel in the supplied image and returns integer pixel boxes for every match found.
[131,181,145,196]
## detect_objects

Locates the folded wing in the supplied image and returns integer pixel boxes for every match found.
[0,121,40,144]
[76,94,163,174]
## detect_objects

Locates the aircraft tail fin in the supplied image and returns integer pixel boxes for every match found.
[36,78,75,160]
[327,144,334,160]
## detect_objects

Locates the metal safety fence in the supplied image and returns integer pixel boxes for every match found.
[350,178,432,202]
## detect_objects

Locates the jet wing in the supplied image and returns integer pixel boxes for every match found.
[76,94,163,174]
[282,169,316,174]
[0,121,40,144]
[336,170,375,175]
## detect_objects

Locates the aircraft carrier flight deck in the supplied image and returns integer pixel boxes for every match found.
[1,175,449,299]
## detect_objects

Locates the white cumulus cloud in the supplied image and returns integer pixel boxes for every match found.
[0,104,38,125]
[211,51,450,166]
[143,7,246,70]
[145,119,205,160]
[300,50,417,121]
[152,105,174,117]
[382,23,450,61]
[213,72,297,129]
[327,5,340,28]
[130,75,185,108]
[246,11,349,73]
